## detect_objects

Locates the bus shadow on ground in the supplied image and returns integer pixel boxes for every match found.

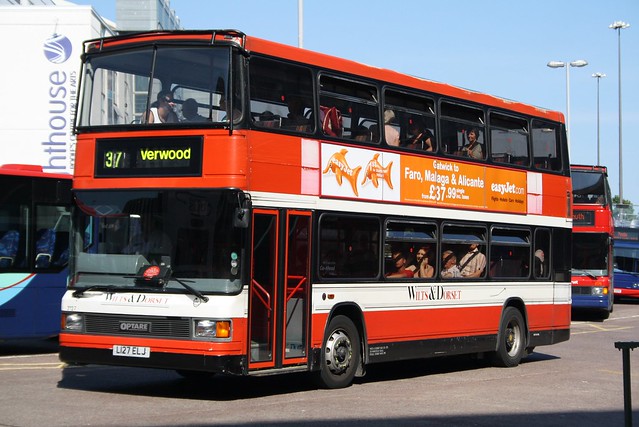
[0,337,59,356]
[57,351,559,401]
[180,412,625,427]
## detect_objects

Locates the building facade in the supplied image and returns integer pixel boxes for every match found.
[0,0,180,174]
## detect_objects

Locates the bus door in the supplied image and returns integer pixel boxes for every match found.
[248,210,311,370]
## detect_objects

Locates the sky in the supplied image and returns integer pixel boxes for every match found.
[71,0,638,205]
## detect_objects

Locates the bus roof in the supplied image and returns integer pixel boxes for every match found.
[570,164,608,174]
[84,29,565,124]
[0,164,71,180]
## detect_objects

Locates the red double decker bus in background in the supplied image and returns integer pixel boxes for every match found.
[570,164,614,319]
[59,30,572,388]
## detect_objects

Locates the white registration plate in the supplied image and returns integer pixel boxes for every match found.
[112,345,150,358]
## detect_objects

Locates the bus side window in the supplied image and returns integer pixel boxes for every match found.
[249,56,314,134]
[532,120,562,172]
[534,228,551,279]
[489,112,529,167]
[489,227,531,279]
[440,101,485,159]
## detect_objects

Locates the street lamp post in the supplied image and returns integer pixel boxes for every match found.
[547,60,588,151]
[592,72,606,166]
[298,0,304,48]
[610,20,629,202]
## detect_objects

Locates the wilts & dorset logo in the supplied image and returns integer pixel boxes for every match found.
[408,285,462,301]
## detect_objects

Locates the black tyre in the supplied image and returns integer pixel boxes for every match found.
[317,315,360,389]
[491,307,526,368]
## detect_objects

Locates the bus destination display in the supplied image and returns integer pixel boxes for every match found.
[95,136,203,177]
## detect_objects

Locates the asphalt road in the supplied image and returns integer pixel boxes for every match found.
[1,302,638,427]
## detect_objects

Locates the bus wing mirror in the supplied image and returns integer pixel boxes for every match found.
[234,208,249,228]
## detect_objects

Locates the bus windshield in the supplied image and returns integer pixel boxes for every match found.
[70,189,246,294]
[572,170,608,205]
[572,233,610,276]
[78,45,243,127]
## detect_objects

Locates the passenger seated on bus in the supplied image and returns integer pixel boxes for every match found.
[369,124,380,142]
[220,96,242,121]
[182,98,207,122]
[441,250,461,278]
[384,110,400,146]
[386,251,414,278]
[282,95,311,131]
[147,90,179,124]
[320,105,342,137]
[534,249,545,277]
[256,110,280,128]
[458,243,486,278]
[406,246,434,278]
[462,128,483,159]
[352,125,371,142]
[404,121,434,151]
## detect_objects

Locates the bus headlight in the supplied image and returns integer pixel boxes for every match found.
[195,320,231,339]
[63,313,84,331]
[592,287,605,296]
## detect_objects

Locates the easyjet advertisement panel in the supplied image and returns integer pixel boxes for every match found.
[321,143,527,214]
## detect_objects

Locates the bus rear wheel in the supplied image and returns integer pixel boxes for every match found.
[317,315,360,389]
[491,307,526,368]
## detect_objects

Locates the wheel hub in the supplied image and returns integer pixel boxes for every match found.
[325,330,352,374]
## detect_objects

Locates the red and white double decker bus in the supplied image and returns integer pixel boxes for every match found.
[570,165,614,318]
[59,30,572,388]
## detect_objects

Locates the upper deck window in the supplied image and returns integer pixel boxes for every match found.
[531,120,563,172]
[78,46,242,128]
[318,75,378,142]
[249,57,314,134]
[384,90,436,152]
[440,101,486,160]
[489,112,529,167]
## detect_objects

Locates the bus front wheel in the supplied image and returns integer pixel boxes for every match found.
[491,307,526,368]
[317,315,360,389]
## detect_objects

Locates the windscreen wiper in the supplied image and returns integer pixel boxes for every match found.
[170,276,209,303]
[572,269,597,280]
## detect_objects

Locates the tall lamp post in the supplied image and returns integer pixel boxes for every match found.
[610,20,629,202]
[592,72,606,166]
[547,60,588,151]
[298,0,304,48]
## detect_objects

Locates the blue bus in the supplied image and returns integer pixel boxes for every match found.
[614,225,639,300]
[0,164,71,340]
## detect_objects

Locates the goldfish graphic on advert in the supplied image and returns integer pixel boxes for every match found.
[322,148,362,196]
[361,153,394,189]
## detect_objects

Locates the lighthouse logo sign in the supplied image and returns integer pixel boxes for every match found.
[43,33,72,64]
